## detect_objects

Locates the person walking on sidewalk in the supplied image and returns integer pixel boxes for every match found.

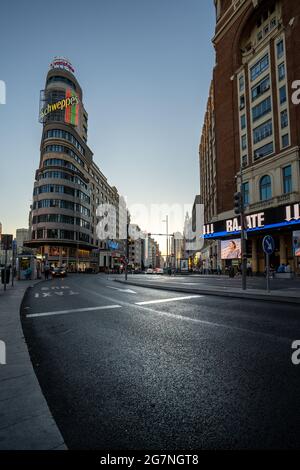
[44,264,50,280]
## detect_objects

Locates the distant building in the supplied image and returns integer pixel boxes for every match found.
[16,228,29,254]
[128,225,144,270]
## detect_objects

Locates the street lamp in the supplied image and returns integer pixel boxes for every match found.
[162,215,169,267]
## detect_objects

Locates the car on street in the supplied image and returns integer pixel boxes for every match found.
[154,268,164,274]
[145,268,154,274]
[50,267,67,278]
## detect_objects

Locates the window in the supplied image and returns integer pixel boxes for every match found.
[270,17,277,29]
[241,135,247,150]
[250,54,269,81]
[260,175,272,201]
[281,110,288,129]
[278,63,285,82]
[277,40,284,59]
[253,119,273,144]
[254,142,274,160]
[240,95,245,110]
[279,86,287,104]
[45,130,85,156]
[240,114,246,130]
[252,96,271,121]
[282,165,292,194]
[242,155,248,167]
[251,75,270,102]
[37,229,44,239]
[46,76,76,91]
[239,75,245,92]
[242,182,250,206]
[47,229,59,239]
[257,31,263,42]
[282,134,289,148]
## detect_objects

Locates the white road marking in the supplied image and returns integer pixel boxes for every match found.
[135,295,202,306]
[106,286,137,294]
[26,305,122,318]
[182,282,198,285]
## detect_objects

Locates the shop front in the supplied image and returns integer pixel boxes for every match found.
[203,202,300,275]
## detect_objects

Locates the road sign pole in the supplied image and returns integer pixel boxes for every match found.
[262,235,274,293]
[266,253,270,293]
[4,249,7,292]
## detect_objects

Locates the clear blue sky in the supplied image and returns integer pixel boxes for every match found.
[0,0,215,249]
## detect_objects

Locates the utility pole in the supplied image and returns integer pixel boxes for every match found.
[162,216,169,268]
[125,211,130,281]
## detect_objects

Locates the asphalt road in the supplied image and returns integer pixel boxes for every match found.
[21,274,300,450]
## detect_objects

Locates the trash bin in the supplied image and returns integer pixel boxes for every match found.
[1,268,10,284]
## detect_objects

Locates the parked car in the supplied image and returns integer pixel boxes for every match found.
[50,267,67,278]
[155,268,164,274]
[146,268,154,274]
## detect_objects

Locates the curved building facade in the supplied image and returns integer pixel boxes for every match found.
[26,58,121,271]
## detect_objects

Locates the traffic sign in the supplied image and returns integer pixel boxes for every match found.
[262,235,275,255]
[1,234,13,251]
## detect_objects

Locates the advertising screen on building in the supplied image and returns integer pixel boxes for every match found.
[39,88,79,125]
[221,239,241,260]
[293,231,300,257]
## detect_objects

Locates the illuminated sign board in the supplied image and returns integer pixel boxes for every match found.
[203,203,300,239]
[39,88,79,126]
[50,57,75,74]
[107,240,119,250]
[293,231,300,257]
[221,239,241,260]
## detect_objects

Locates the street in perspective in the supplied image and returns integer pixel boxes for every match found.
[1,0,300,460]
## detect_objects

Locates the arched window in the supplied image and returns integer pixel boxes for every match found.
[260,175,272,201]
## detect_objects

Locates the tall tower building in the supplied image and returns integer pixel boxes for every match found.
[26,58,121,271]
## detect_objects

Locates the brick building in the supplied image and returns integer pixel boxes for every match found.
[201,0,300,273]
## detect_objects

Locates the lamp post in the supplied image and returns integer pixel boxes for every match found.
[238,169,247,291]
[162,216,169,268]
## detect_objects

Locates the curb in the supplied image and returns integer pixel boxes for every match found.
[114,279,300,305]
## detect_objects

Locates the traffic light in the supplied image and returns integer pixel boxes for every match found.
[234,192,243,215]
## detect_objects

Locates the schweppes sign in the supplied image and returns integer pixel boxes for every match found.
[40,88,79,125]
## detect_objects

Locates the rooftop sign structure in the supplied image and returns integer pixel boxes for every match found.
[49,57,75,74]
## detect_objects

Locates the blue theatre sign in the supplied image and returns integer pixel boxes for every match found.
[203,202,300,239]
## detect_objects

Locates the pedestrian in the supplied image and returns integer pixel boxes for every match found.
[285,263,291,273]
[44,264,50,280]
[247,260,253,277]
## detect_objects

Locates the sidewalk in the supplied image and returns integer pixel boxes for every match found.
[115,278,300,304]
[0,280,66,450]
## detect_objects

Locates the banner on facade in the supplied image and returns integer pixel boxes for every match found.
[293,231,300,257]
[221,239,241,260]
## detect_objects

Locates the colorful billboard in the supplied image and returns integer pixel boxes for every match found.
[221,239,241,260]
[39,88,79,125]
[293,231,300,257]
